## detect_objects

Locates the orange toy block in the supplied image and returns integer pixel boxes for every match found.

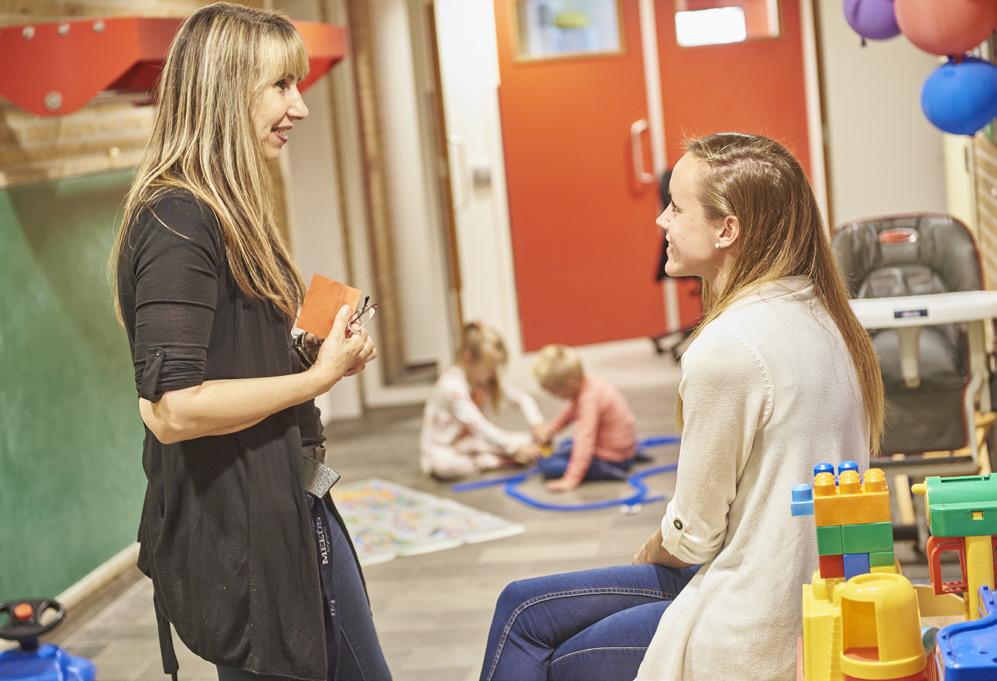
[296,274,362,339]
[813,469,891,528]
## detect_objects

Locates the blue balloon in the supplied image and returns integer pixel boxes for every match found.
[921,57,997,136]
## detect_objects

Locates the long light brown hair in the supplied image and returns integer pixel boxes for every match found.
[459,321,509,411]
[110,2,308,320]
[685,133,884,453]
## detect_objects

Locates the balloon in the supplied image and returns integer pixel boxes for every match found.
[843,0,901,41]
[896,0,997,56]
[921,57,997,136]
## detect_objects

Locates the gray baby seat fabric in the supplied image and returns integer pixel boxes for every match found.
[832,214,982,454]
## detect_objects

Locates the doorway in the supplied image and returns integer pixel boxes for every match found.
[493,0,813,350]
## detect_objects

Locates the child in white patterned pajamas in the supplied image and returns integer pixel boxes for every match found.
[420,322,543,480]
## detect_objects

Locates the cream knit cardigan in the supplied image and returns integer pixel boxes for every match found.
[636,277,870,681]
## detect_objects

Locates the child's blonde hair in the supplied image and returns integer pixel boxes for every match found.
[458,321,507,410]
[533,344,584,389]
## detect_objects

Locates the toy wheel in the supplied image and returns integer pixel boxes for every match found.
[0,599,65,642]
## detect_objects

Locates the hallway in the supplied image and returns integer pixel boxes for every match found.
[39,339,926,681]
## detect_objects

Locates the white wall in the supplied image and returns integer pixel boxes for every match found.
[275,0,363,420]
[817,1,946,227]
[433,0,525,371]
[370,0,453,369]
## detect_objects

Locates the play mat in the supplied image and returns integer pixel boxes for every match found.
[331,478,524,565]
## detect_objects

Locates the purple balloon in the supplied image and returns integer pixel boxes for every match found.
[843,0,901,41]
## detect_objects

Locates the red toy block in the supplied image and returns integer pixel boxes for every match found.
[819,554,844,579]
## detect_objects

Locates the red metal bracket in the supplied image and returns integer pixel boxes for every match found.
[0,17,347,117]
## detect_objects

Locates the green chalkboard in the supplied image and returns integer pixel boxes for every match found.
[0,170,146,599]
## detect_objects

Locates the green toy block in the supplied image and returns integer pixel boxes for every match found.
[816,524,843,556]
[921,474,997,537]
[841,521,893,554]
[869,550,895,568]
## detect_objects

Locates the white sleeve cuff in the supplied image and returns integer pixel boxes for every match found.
[660,500,720,565]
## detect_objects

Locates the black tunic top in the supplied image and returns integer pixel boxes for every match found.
[117,190,328,680]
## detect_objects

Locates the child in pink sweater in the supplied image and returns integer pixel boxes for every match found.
[532,344,637,492]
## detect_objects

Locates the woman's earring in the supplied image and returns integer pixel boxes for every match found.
[714,242,721,249]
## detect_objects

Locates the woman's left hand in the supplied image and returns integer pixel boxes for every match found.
[343,328,377,376]
[632,528,668,565]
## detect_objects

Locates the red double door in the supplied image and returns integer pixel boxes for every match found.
[494,0,811,350]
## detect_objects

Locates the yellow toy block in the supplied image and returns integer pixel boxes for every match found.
[802,572,844,681]
[813,469,891,528]
[839,573,925,680]
[801,571,927,681]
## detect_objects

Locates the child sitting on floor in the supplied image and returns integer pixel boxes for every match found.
[532,344,638,492]
[420,321,544,480]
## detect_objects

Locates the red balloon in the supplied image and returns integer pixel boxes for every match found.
[895,0,997,56]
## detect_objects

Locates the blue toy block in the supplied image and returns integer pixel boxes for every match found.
[791,483,814,516]
[838,460,859,477]
[843,552,871,580]
[937,586,997,680]
[813,462,835,477]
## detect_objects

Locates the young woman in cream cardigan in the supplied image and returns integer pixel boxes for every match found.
[478,133,884,681]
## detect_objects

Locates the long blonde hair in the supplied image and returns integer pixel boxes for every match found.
[459,321,509,411]
[110,2,308,320]
[685,133,884,454]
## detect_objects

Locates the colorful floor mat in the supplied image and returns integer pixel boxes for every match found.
[331,478,524,565]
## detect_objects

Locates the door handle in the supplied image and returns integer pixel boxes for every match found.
[447,135,466,210]
[630,119,654,185]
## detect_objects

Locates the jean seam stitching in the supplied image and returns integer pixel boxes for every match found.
[339,625,368,681]
[483,588,671,681]
[550,645,649,667]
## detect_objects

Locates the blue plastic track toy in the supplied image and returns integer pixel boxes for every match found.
[0,599,95,681]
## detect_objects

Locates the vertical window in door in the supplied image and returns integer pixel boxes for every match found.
[514,0,623,59]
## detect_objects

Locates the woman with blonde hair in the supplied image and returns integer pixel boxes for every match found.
[110,4,388,680]
[478,132,884,681]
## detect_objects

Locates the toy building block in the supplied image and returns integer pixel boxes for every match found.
[915,474,997,621]
[802,573,845,681]
[819,554,844,580]
[841,522,894,554]
[843,553,871,580]
[869,550,896,568]
[816,525,843,556]
[839,573,927,681]
[792,484,815,517]
[912,474,997,538]
[813,462,835,477]
[936,585,997,680]
[813,468,891,528]
[837,460,859,476]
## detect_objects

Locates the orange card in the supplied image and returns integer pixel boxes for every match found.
[296,274,362,339]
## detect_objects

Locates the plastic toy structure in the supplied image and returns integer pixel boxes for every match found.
[792,464,997,681]
[0,598,95,681]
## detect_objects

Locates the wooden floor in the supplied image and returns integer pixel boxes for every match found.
[48,339,928,681]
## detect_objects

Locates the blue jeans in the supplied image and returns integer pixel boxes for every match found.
[479,564,696,681]
[217,499,392,681]
[537,449,634,481]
